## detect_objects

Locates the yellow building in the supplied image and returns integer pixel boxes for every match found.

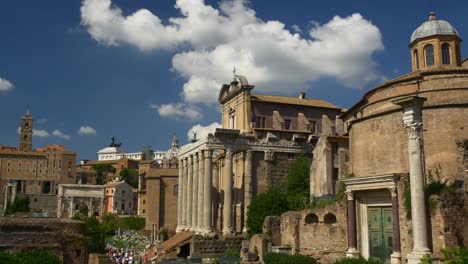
[0,112,76,214]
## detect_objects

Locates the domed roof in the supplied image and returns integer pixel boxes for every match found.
[410,12,459,43]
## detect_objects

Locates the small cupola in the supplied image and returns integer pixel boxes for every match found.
[409,12,462,71]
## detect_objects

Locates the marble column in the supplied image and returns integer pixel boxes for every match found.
[389,187,402,264]
[69,197,74,218]
[393,96,431,264]
[212,160,220,231]
[346,190,359,258]
[243,150,253,233]
[181,159,188,230]
[223,149,234,235]
[197,151,205,231]
[176,159,184,232]
[203,149,213,233]
[57,195,63,218]
[192,154,199,231]
[186,156,193,230]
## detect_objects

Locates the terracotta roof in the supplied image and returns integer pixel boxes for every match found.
[251,94,341,109]
[144,231,193,259]
[104,181,126,187]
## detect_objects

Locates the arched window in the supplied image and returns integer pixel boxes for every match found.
[324,213,337,224]
[424,44,434,66]
[23,135,28,141]
[413,49,419,69]
[304,213,319,224]
[442,43,451,65]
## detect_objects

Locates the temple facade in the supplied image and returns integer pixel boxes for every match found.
[176,75,344,235]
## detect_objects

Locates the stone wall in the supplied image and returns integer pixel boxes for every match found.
[191,235,244,257]
[0,217,88,264]
[257,200,347,264]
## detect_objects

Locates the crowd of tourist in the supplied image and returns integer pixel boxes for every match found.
[107,248,138,264]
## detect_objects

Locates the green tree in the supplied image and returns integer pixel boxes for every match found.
[119,168,139,188]
[246,188,288,237]
[91,164,116,185]
[86,216,106,253]
[101,213,119,235]
[4,196,30,215]
[287,155,310,210]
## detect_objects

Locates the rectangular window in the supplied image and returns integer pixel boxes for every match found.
[256,117,266,128]
[284,119,292,130]
[309,120,317,133]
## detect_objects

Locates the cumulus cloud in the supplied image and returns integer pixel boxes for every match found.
[0,77,14,91]
[82,0,384,116]
[17,127,50,137]
[52,129,71,140]
[187,122,221,142]
[33,129,50,137]
[78,126,97,135]
[150,103,202,121]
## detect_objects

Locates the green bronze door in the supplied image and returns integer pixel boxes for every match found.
[368,207,393,264]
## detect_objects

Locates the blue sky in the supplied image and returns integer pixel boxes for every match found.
[0,0,467,161]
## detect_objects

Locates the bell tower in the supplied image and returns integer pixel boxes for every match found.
[19,110,33,151]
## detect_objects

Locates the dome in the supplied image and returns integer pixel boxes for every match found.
[410,12,459,44]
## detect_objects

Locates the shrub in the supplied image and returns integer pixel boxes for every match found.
[101,213,119,235]
[118,216,145,231]
[440,247,468,264]
[0,251,61,264]
[334,257,381,264]
[246,188,288,237]
[4,196,30,215]
[264,252,317,264]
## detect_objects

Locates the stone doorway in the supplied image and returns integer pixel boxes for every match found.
[368,206,393,263]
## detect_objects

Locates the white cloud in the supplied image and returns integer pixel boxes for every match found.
[17,127,50,137]
[187,122,221,142]
[81,0,384,116]
[151,103,202,121]
[34,129,50,137]
[52,129,71,140]
[0,77,14,91]
[78,126,97,135]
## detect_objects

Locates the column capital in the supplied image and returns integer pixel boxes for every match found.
[245,149,253,159]
[188,155,194,164]
[388,186,398,197]
[225,149,233,159]
[203,149,213,159]
[345,190,354,200]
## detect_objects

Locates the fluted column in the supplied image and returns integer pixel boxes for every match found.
[346,190,359,258]
[192,154,199,230]
[223,149,234,235]
[393,96,431,264]
[198,151,205,231]
[186,156,193,230]
[176,159,184,232]
[243,150,253,233]
[203,149,213,233]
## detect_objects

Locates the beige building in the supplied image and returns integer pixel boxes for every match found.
[0,111,76,215]
[176,74,343,235]
[104,181,134,215]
